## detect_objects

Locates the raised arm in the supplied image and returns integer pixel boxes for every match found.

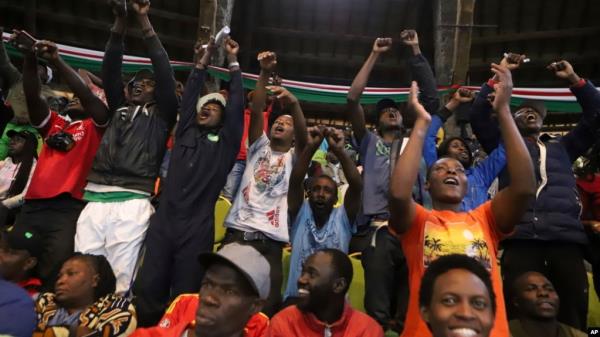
[249,51,277,146]
[102,1,128,113]
[133,0,178,129]
[551,61,600,162]
[401,30,440,115]
[10,32,49,127]
[175,39,211,136]
[346,38,392,143]
[288,126,324,219]
[389,82,431,234]
[78,69,103,88]
[35,41,110,125]
[327,128,362,223]
[490,64,535,234]
[0,28,22,91]
[469,53,527,153]
[267,85,307,154]
[221,38,244,142]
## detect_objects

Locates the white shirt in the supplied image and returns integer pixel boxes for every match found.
[0,157,37,208]
[225,133,295,242]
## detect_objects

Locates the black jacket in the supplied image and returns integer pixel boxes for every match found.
[88,32,178,193]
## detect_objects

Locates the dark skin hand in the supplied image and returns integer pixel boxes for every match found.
[346,37,392,143]
[35,40,109,124]
[9,30,48,127]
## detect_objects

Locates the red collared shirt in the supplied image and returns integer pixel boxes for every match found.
[131,294,269,337]
[268,304,383,337]
[17,277,41,298]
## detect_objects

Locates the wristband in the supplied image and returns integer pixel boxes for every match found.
[228,61,240,68]
[487,78,498,87]
[571,78,585,88]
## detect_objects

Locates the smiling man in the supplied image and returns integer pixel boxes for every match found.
[73,0,180,297]
[499,61,600,330]
[269,249,383,337]
[419,254,497,337]
[509,272,587,337]
[130,243,269,337]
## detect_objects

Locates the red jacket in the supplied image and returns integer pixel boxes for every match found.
[131,294,269,337]
[268,304,383,337]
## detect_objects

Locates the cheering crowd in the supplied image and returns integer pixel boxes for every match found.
[0,0,599,337]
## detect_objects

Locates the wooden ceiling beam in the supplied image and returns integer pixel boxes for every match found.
[472,27,600,45]
[255,27,375,44]
[239,49,406,72]
[469,52,600,70]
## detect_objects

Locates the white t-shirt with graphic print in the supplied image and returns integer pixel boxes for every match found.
[224,133,295,242]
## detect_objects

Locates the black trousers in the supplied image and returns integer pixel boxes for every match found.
[221,229,284,317]
[15,194,85,292]
[362,226,409,333]
[501,240,588,331]
[133,214,214,327]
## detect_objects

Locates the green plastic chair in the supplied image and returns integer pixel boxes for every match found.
[213,196,231,251]
[281,247,292,293]
[348,252,365,313]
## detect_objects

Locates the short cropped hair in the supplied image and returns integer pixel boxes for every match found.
[318,248,353,293]
[419,254,496,314]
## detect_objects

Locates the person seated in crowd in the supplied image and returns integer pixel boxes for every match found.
[283,126,362,302]
[494,61,600,330]
[34,253,136,337]
[419,254,497,337]
[0,224,41,297]
[0,129,37,226]
[0,276,36,337]
[509,271,587,337]
[389,64,535,337]
[269,249,383,337]
[11,34,108,290]
[74,0,179,295]
[348,30,438,332]
[223,51,307,316]
[133,37,245,326]
[132,243,270,337]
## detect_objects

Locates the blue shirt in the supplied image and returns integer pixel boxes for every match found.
[0,279,36,337]
[284,201,355,299]
[424,115,507,211]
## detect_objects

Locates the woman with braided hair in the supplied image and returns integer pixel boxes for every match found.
[34,253,137,337]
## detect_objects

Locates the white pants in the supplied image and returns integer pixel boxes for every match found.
[75,198,154,294]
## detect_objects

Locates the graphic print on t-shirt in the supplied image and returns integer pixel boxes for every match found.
[253,154,286,194]
[423,218,492,270]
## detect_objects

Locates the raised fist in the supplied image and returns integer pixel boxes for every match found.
[372,38,392,53]
[400,30,419,46]
[34,40,60,62]
[500,53,527,71]
[257,51,277,72]
[131,0,150,15]
[546,60,580,84]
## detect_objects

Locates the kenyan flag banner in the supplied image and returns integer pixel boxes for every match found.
[2,32,589,113]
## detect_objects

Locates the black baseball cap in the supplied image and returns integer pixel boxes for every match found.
[2,225,42,259]
[6,130,39,148]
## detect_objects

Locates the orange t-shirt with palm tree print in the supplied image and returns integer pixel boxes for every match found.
[396,201,510,337]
